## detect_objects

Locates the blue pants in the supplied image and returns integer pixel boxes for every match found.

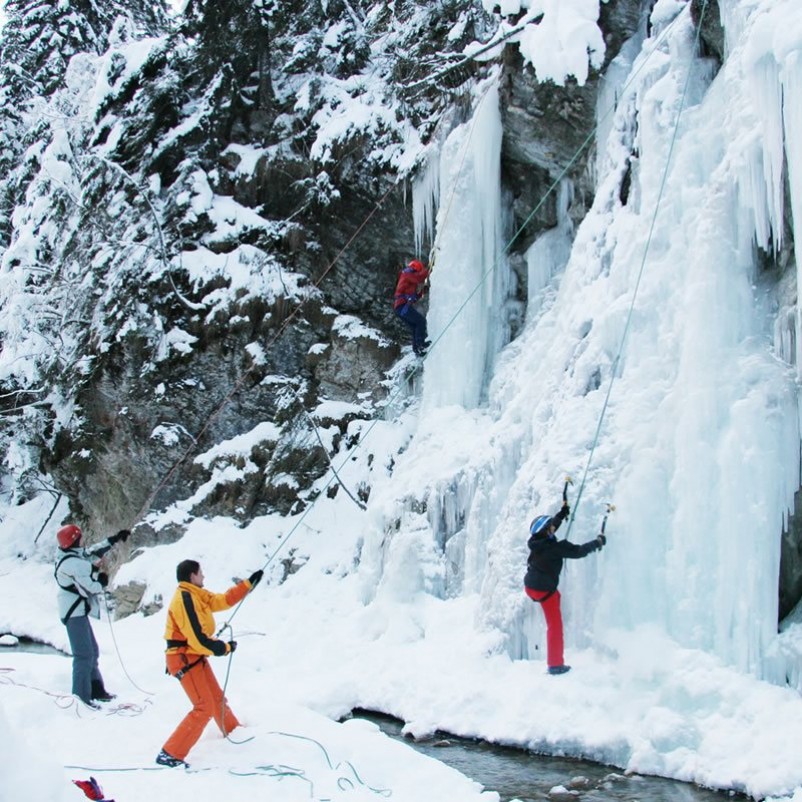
[65,616,103,703]
[395,303,428,352]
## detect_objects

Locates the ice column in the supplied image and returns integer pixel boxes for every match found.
[781,53,802,379]
[422,79,505,411]
[412,151,440,259]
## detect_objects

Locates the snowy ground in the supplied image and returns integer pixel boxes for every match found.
[2,492,802,802]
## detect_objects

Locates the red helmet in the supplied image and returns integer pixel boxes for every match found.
[408,259,425,272]
[57,524,82,549]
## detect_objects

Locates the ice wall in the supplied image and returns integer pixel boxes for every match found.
[482,2,800,675]
[420,77,506,411]
[364,0,802,680]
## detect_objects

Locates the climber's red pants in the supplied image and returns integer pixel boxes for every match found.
[525,587,564,668]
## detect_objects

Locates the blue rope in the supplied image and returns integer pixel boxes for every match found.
[267,731,393,797]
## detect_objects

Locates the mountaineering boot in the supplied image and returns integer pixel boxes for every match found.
[547,665,571,675]
[80,697,102,710]
[156,750,189,769]
[91,680,116,702]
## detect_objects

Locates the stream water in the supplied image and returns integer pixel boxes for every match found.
[0,635,65,655]
[351,710,743,802]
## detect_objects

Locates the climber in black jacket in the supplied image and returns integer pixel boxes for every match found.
[524,500,605,675]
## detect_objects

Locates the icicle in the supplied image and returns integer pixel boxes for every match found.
[525,179,574,319]
[780,50,802,381]
[411,151,441,258]
[745,56,785,251]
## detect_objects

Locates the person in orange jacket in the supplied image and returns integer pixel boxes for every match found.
[393,259,431,355]
[156,559,263,768]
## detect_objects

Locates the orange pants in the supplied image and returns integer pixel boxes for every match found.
[162,653,240,760]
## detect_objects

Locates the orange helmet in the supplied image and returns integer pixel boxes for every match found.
[408,259,425,272]
[57,524,82,549]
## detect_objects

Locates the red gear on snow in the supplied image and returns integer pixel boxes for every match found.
[72,777,113,801]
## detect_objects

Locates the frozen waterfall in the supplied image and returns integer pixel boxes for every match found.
[363,1,802,682]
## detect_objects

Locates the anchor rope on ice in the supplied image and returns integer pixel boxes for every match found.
[563,0,710,539]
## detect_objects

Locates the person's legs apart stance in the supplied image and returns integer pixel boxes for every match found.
[162,656,240,761]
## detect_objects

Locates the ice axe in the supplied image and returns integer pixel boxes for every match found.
[600,503,615,537]
[562,475,573,503]
[562,476,573,512]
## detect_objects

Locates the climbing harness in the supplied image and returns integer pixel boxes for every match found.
[170,654,204,682]
[54,552,91,623]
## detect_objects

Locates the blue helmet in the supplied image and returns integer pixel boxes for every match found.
[529,515,552,536]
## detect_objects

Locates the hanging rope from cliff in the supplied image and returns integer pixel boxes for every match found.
[563,0,710,538]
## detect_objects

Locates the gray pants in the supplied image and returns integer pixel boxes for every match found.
[65,616,103,703]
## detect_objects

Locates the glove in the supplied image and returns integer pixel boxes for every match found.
[227,640,238,654]
[248,569,264,589]
[597,534,607,548]
[562,502,570,517]
[97,572,109,588]
[109,529,130,545]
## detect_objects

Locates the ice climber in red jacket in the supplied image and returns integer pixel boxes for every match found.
[393,259,431,356]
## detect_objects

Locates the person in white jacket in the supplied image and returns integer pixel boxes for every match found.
[54,523,129,707]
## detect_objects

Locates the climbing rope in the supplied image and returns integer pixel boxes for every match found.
[564,0,710,538]
[300,401,367,512]
[62,726,392,796]
[0,666,151,717]
[265,730,392,797]
[101,593,155,696]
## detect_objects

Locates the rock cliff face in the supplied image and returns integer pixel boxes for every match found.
[37,0,640,538]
